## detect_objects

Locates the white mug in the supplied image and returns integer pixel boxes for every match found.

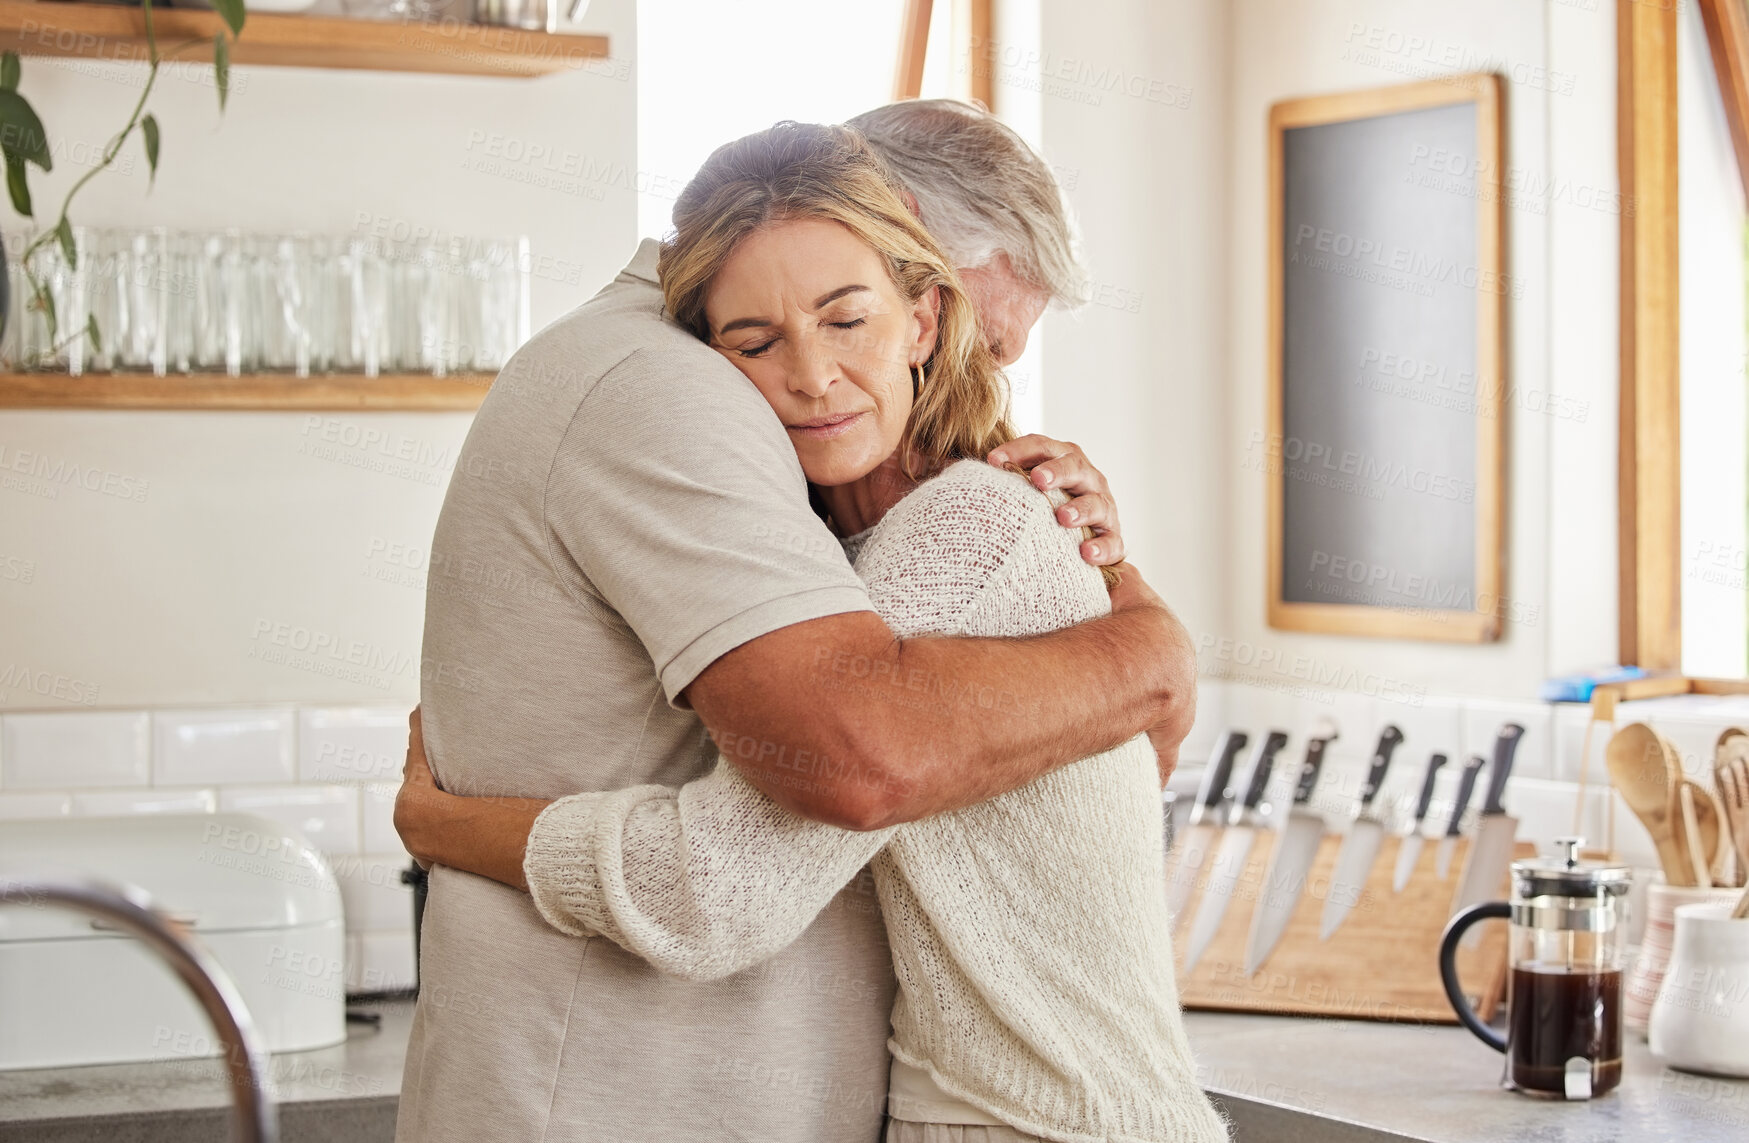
[1648,903,1749,1077]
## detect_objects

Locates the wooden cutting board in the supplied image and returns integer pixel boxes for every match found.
[1172,831,1525,1024]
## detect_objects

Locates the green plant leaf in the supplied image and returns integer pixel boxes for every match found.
[213,34,229,112]
[1,52,19,94]
[210,0,245,39]
[141,113,159,186]
[85,314,102,356]
[0,90,51,171]
[4,152,30,217]
[55,216,75,270]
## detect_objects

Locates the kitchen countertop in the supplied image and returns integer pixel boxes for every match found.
[0,999,409,1143]
[0,1001,1743,1142]
[1185,1011,1748,1143]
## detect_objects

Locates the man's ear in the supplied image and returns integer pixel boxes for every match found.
[910,285,941,365]
[899,188,921,219]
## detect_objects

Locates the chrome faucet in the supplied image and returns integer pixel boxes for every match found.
[0,879,278,1143]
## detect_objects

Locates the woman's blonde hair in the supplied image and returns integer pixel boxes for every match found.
[657,121,1014,481]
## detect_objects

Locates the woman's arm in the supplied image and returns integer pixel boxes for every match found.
[393,463,1084,976]
[394,710,549,889]
[395,710,891,982]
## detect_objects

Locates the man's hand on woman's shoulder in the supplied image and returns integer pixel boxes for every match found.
[986,435,1123,567]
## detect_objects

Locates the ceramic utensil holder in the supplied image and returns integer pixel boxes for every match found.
[1625,880,1745,1035]
[1648,903,1749,1077]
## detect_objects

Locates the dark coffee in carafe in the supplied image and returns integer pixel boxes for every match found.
[1506,965,1623,1097]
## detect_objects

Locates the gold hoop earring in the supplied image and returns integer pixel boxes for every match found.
[912,363,924,398]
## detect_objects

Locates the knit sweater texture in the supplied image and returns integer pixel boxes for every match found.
[522,459,1229,1143]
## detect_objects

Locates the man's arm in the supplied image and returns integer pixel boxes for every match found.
[686,562,1195,832]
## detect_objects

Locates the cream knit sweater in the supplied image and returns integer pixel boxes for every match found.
[523,460,1229,1143]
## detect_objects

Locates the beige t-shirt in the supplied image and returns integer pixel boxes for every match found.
[396,241,899,1143]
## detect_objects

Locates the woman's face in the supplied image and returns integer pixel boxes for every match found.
[704,218,939,488]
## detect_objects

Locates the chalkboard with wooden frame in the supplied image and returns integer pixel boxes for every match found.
[1266,74,1506,643]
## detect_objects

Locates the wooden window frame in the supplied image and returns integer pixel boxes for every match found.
[1616,0,1749,698]
[892,0,993,109]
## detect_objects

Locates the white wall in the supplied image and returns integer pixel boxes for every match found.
[1221,0,1563,703]
[0,1,638,710]
[1022,0,1640,713]
[1031,0,1232,645]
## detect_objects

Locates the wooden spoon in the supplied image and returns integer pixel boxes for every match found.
[1678,780,1723,889]
[1608,722,1691,885]
[1715,738,1749,887]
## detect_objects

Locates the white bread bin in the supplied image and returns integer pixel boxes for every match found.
[0,812,346,1070]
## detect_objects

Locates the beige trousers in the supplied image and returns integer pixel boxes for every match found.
[885,1121,1047,1143]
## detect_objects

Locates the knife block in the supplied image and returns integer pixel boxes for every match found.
[1169,831,1532,1025]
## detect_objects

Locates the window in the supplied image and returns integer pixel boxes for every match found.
[1680,0,1749,678]
[633,0,1044,433]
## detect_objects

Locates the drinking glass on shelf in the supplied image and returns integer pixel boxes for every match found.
[7,224,535,378]
[0,228,33,371]
[252,233,314,375]
[469,235,530,372]
[9,230,78,374]
[115,227,169,375]
[165,230,214,374]
[346,235,392,378]
[71,227,116,374]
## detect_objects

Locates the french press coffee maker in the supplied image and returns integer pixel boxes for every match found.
[1439,838,1633,1099]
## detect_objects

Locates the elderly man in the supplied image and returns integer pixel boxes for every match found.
[394,100,1193,1143]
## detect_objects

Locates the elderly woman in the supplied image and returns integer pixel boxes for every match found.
[398,122,1227,1143]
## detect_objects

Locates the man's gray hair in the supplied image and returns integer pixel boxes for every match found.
[848,99,1086,307]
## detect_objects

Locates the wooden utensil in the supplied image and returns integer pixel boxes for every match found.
[1608,723,1692,885]
[1678,781,1722,889]
[1734,882,1749,920]
[1714,736,1749,887]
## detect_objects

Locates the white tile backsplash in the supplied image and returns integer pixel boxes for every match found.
[219,785,361,855]
[351,931,417,994]
[1550,702,1608,784]
[153,707,295,787]
[1503,777,1611,854]
[0,691,1729,930]
[332,854,415,933]
[72,787,218,817]
[1,711,150,790]
[299,706,411,783]
[1181,679,1229,766]
[1462,701,1553,780]
[361,782,408,857]
[0,791,70,819]
[1379,697,1465,768]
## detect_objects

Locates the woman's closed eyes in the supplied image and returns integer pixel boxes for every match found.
[727,316,870,359]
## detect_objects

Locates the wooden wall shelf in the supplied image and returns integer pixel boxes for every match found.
[0,1,609,79]
[0,372,491,410]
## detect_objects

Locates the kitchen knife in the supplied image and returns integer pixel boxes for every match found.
[1181,729,1291,971]
[1452,723,1526,943]
[1435,755,1488,878]
[1243,732,1335,976]
[1166,730,1249,922]
[1318,724,1406,940]
[1391,753,1449,892]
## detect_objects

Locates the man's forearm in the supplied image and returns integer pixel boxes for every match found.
[690,598,1194,831]
[869,604,1192,824]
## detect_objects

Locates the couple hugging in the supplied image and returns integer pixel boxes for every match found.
[391,99,1229,1143]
